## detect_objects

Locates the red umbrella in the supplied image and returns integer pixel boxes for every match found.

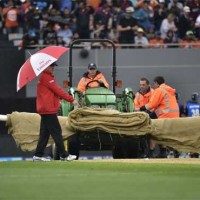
[17,46,69,92]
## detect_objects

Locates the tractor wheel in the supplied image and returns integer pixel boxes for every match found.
[112,139,140,159]
[112,143,126,159]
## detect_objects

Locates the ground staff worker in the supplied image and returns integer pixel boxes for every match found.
[134,77,154,111]
[33,62,78,162]
[140,76,179,119]
[140,76,179,157]
[134,78,158,157]
[77,63,109,93]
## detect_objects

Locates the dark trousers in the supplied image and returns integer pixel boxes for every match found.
[34,114,68,158]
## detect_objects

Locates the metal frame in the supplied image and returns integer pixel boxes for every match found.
[68,39,117,93]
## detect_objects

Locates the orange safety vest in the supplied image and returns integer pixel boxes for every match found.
[134,88,154,110]
[146,83,179,118]
[77,71,109,92]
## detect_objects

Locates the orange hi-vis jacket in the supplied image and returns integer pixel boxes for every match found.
[145,83,179,118]
[77,71,109,92]
[134,87,154,110]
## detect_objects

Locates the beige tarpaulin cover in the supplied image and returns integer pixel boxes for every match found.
[151,117,200,153]
[6,108,200,153]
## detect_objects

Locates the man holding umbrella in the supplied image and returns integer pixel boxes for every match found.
[33,62,79,161]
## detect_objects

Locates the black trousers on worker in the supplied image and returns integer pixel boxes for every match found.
[34,114,68,158]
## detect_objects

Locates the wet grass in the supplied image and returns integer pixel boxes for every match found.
[0,161,200,200]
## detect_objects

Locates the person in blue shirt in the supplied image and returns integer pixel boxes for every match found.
[184,92,200,158]
[185,92,200,117]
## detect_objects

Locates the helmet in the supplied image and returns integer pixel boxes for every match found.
[191,92,199,101]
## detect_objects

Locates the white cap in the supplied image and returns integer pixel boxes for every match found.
[183,6,190,13]
[126,6,134,13]
[159,0,165,3]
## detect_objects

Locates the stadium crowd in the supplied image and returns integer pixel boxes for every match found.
[0,0,200,48]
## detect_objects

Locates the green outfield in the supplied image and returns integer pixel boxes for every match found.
[0,159,200,200]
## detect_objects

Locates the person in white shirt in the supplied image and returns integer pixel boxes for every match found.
[160,13,177,39]
[57,22,73,46]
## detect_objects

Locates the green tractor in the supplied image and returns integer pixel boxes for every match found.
[57,39,148,159]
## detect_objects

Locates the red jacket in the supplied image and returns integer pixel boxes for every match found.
[36,71,74,114]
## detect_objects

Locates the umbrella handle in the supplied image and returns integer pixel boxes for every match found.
[0,115,8,122]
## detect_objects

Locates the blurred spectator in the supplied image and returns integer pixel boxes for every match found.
[61,7,76,32]
[187,0,200,22]
[39,10,49,31]
[117,6,138,47]
[91,19,110,49]
[48,7,60,18]
[91,19,106,39]
[149,31,164,48]
[177,6,193,39]
[56,22,73,46]
[94,2,113,38]
[195,11,200,39]
[153,0,168,32]
[119,0,133,11]
[145,23,155,39]
[60,0,72,12]
[130,0,139,8]
[135,0,158,11]
[25,5,42,35]
[57,36,66,46]
[73,1,94,39]
[2,0,20,33]
[42,22,58,45]
[32,0,53,11]
[164,29,178,47]
[168,0,183,17]
[160,13,178,39]
[179,30,200,48]
[71,31,80,42]
[20,0,31,30]
[112,3,124,29]
[133,0,154,31]
[86,0,102,10]
[134,27,149,48]
[21,29,39,48]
